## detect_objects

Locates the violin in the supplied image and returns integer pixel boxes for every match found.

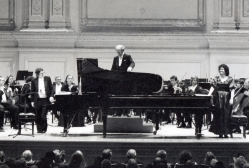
[232,85,248,116]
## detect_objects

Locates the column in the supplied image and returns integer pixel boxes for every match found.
[28,0,49,29]
[49,0,69,28]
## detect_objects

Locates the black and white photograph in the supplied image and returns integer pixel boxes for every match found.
[0,0,249,168]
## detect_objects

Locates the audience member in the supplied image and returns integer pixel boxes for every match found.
[214,161,225,168]
[156,150,167,165]
[0,165,9,168]
[127,159,138,168]
[178,150,193,164]
[210,159,218,168]
[22,150,34,164]
[0,151,5,163]
[54,149,66,165]
[234,156,247,168]
[204,152,216,165]
[68,150,85,168]
[243,163,249,168]
[101,159,112,168]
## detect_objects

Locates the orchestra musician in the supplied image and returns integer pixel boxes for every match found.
[208,64,235,138]
[60,75,78,135]
[111,45,135,117]
[19,76,34,113]
[187,76,207,137]
[0,76,19,130]
[31,68,53,133]
[50,76,63,122]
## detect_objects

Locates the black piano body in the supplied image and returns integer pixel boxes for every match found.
[54,93,211,137]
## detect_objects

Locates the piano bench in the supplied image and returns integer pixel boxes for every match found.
[230,115,247,138]
[18,113,36,136]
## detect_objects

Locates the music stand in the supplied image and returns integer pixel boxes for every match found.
[16,70,29,81]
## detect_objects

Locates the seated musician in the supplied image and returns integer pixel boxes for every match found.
[60,75,78,134]
[0,76,19,130]
[49,76,63,122]
[231,79,245,133]
[233,78,249,132]
[167,75,188,128]
[5,75,19,106]
[187,76,206,136]
[19,76,34,113]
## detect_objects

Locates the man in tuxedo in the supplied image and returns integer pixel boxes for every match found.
[111,45,135,117]
[0,76,19,131]
[111,45,135,72]
[31,68,53,133]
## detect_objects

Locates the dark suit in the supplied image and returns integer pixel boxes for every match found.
[61,84,79,131]
[31,76,53,132]
[0,88,19,128]
[111,54,135,72]
[51,82,63,120]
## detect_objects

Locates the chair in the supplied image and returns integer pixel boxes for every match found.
[4,110,11,127]
[230,115,247,138]
[17,113,35,137]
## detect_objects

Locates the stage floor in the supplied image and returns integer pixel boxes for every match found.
[0,113,248,143]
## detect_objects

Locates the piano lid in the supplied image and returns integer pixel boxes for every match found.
[78,59,164,94]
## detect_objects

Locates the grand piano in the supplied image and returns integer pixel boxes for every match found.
[54,59,211,138]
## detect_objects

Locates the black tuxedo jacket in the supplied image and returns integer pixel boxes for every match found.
[111,54,135,72]
[31,76,53,103]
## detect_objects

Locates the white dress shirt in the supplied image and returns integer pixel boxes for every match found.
[38,78,47,98]
[118,53,124,66]
[55,83,62,94]
[0,86,7,102]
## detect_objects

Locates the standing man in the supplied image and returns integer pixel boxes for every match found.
[111,45,135,117]
[111,45,135,72]
[31,68,53,133]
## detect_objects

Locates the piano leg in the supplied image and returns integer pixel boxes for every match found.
[102,115,107,138]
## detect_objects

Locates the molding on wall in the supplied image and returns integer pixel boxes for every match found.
[81,0,205,29]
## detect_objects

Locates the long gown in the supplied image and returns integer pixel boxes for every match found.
[209,76,235,135]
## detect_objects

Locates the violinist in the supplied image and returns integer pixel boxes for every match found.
[0,76,19,130]
[4,75,19,106]
[241,79,249,131]
[187,76,206,136]
[60,75,78,135]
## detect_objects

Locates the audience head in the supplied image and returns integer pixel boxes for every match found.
[218,64,229,76]
[65,75,73,85]
[179,150,193,164]
[94,156,103,168]
[127,158,138,168]
[210,159,218,168]
[234,156,247,168]
[69,150,85,168]
[54,76,62,85]
[0,151,5,163]
[243,163,249,168]
[35,68,44,78]
[25,76,34,84]
[156,150,167,162]
[102,149,112,160]
[5,157,16,168]
[126,149,137,160]
[53,149,66,164]
[205,152,216,165]
[101,159,112,168]
[14,159,26,168]
[170,75,178,86]
[115,45,125,57]
[22,150,33,162]
[153,157,162,168]
[190,76,199,86]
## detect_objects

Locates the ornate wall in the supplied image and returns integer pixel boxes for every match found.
[0,0,249,82]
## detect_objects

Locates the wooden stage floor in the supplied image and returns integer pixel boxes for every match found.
[0,114,249,167]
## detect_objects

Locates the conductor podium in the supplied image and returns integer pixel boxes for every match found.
[94,116,153,133]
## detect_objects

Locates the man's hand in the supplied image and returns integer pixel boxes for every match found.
[31,102,34,107]
[127,67,133,72]
[229,98,233,105]
[244,91,249,96]
[49,97,55,103]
